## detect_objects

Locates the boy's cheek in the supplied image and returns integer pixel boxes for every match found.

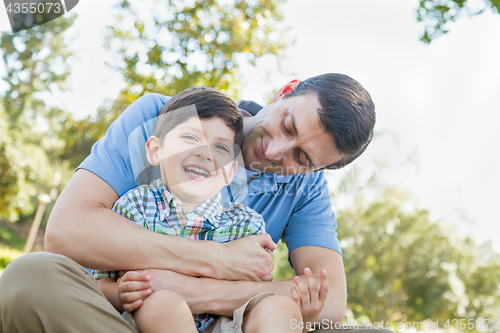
[158,148,190,164]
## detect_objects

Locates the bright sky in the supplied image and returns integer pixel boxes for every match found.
[1,0,499,252]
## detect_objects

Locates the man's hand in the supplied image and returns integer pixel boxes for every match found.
[118,271,153,312]
[218,234,277,281]
[291,267,328,331]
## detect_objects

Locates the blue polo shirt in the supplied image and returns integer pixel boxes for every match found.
[78,93,341,255]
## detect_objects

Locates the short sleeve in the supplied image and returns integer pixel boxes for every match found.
[282,172,342,256]
[110,185,160,231]
[77,93,170,197]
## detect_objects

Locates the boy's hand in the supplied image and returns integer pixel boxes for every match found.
[118,271,153,312]
[291,267,328,331]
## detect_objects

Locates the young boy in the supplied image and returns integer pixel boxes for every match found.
[92,88,328,333]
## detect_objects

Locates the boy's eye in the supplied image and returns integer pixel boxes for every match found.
[182,134,198,141]
[214,144,230,153]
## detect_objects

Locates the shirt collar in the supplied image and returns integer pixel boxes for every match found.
[192,192,225,223]
[150,178,226,226]
[150,179,180,214]
[240,108,252,117]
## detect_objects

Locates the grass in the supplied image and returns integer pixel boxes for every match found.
[0,245,22,276]
[0,219,27,276]
[0,224,26,251]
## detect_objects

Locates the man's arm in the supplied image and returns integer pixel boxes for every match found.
[146,245,345,323]
[45,169,275,280]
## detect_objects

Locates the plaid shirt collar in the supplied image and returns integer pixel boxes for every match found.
[150,178,226,227]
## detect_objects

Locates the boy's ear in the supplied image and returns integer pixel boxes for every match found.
[271,79,301,103]
[146,136,161,166]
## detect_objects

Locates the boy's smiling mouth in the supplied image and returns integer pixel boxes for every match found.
[183,165,212,180]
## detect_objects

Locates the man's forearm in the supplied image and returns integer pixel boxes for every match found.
[181,276,290,316]
[46,170,275,281]
[45,169,218,277]
[169,273,343,321]
[47,204,219,275]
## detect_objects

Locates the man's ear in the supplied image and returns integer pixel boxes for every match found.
[271,79,301,103]
[146,136,161,166]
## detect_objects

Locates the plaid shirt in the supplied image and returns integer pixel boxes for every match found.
[92,178,265,332]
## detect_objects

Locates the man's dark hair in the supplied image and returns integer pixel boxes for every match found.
[283,73,376,170]
[154,87,243,148]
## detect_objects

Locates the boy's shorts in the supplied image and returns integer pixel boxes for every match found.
[122,292,275,333]
[207,292,275,333]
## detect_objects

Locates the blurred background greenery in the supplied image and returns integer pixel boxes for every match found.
[1,0,499,330]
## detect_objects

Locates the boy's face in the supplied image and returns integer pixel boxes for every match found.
[146,116,238,208]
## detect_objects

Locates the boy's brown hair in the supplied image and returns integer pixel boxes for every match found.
[154,87,243,148]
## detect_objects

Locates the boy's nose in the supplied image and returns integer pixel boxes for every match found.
[194,145,213,161]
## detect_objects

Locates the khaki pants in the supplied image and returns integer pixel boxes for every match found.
[0,252,394,333]
[0,252,136,333]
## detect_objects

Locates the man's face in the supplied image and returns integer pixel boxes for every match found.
[241,93,343,175]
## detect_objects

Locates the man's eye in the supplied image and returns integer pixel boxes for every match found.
[282,119,291,136]
[297,150,308,166]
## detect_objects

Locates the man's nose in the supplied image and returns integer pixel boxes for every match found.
[265,137,294,162]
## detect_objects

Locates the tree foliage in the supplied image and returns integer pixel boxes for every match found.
[1,14,75,130]
[416,0,500,43]
[0,15,76,221]
[0,106,34,221]
[339,187,500,323]
[57,103,115,170]
[107,0,287,104]
[323,164,500,324]
[272,166,500,324]
[60,0,289,170]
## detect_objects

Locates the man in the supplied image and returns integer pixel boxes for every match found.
[0,73,382,332]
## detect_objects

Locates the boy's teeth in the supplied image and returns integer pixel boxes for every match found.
[184,166,210,177]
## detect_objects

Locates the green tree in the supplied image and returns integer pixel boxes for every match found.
[0,106,34,221]
[416,0,500,43]
[107,0,287,103]
[60,0,289,170]
[0,14,76,221]
[1,15,75,130]
[330,165,500,325]
[57,105,114,170]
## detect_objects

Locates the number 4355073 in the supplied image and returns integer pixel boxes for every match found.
[5,2,62,14]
